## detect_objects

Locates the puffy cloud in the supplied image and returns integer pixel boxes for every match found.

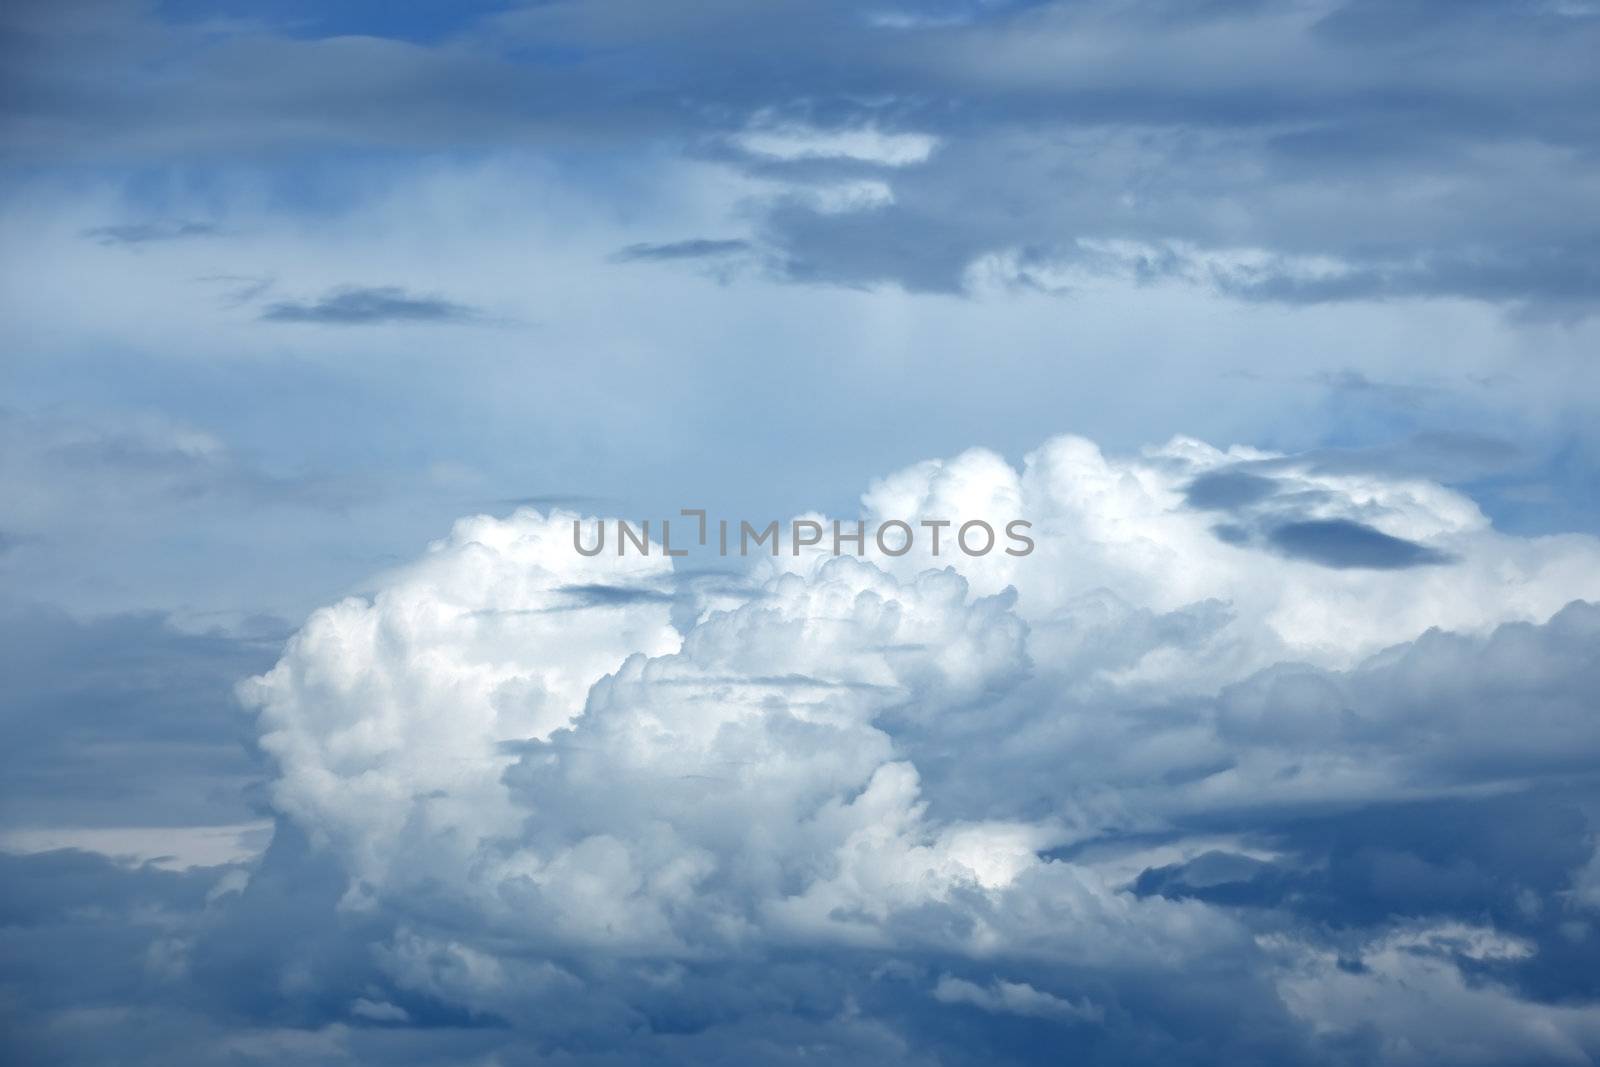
[212,432,1600,1063]
[776,434,1600,674]
[10,431,1594,1063]
[239,511,681,894]
[1268,923,1600,1066]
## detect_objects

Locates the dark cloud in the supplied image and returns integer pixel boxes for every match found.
[4,593,1600,1065]
[1135,786,1600,1007]
[0,602,277,830]
[4,0,1597,310]
[611,238,752,262]
[1267,518,1453,569]
[1184,471,1280,512]
[555,582,677,607]
[1182,452,1481,563]
[260,286,482,325]
[82,221,218,246]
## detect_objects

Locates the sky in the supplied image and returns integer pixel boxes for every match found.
[2,1,1600,1064]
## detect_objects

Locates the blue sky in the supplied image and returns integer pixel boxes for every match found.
[3,2,1600,1064]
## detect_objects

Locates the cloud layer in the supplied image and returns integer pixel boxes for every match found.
[7,0,1599,313]
[54,431,1573,1065]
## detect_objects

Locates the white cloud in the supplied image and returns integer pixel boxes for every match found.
[0,822,273,871]
[237,431,1600,1056]
[734,123,939,167]
[1269,923,1600,1066]
[239,509,680,894]
[766,434,1600,672]
[933,975,1104,1023]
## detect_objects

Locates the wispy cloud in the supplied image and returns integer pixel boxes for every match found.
[260,286,482,325]
[611,238,752,262]
[83,221,218,246]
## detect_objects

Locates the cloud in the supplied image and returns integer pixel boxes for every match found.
[0,407,376,617]
[0,600,277,834]
[932,976,1104,1023]
[9,432,1600,1064]
[186,433,1600,1062]
[6,0,1598,311]
[83,221,218,246]
[611,238,753,262]
[238,509,682,890]
[553,582,678,607]
[732,123,939,166]
[1266,518,1454,569]
[259,286,482,325]
[8,3,1600,1058]
[1184,470,1280,511]
[0,408,294,511]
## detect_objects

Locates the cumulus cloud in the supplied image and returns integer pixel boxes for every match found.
[239,511,681,892]
[1267,923,1600,1066]
[195,432,1600,1063]
[9,4,1600,1059]
[769,435,1600,676]
[6,431,1597,1064]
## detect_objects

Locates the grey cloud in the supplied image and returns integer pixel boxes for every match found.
[1267,518,1453,569]
[1313,370,1437,407]
[1210,244,1600,319]
[0,408,349,518]
[6,574,1600,1065]
[1210,600,1600,786]
[6,0,1598,311]
[260,286,482,325]
[83,221,218,246]
[0,601,277,831]
[555,582,678,607]
[1184,471,1280,512]
[1287,431,1528,487]
[1179,456,1461,566]
[611,238,752,262]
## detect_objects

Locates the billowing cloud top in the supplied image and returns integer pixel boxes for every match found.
[217,433,1600,1064]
